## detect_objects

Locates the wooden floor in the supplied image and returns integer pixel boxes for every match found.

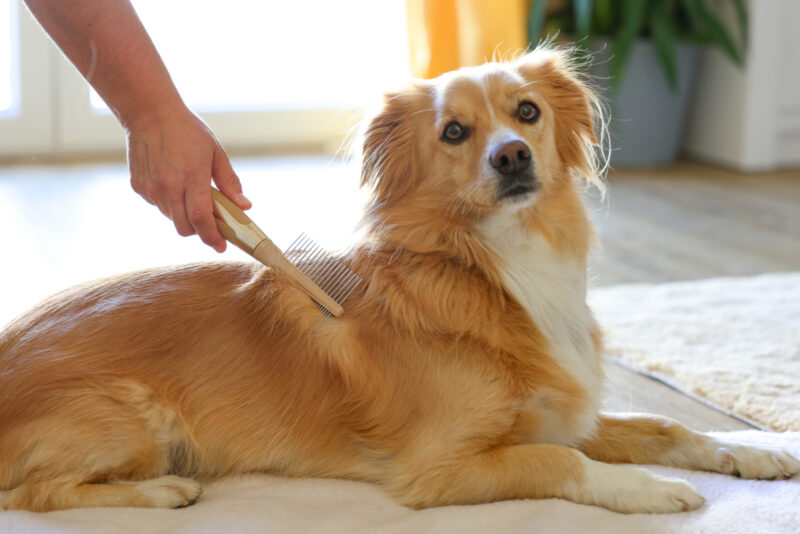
[587,162,800,286]
[1,158,798,432]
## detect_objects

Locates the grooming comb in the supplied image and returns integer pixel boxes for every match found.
[210,188,361,317]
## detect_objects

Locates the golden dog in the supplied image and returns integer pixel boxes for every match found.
[2,46,798,513]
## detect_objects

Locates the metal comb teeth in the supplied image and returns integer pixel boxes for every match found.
[284,233,363,317]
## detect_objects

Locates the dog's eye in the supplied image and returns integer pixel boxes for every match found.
[441,121,468,143]
[518,101,541,123]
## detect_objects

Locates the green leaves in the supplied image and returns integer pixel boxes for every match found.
[650,0,678,89]
[679,0,744,66]
[527,0,549,49]
[731,0,748,51]
[526,0,748,90]
[573,0,595,41]
[609,0,647,87]
[594,0,613,33]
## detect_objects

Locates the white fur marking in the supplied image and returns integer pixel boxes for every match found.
[479,78,497,124]
[135,476,203,508]
[565,456,705,513]
[477,206,603,445]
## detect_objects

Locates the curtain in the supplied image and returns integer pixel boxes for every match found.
[406,0,531,79]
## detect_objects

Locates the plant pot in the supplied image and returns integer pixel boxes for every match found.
[589,39,699,167]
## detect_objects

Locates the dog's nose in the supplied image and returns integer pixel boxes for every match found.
[489,140,531,175]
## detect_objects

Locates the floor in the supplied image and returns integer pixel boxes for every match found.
[1,157,798,432]
[587,163,800,286]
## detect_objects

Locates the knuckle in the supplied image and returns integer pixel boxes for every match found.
[144,183,160,201]
[187,207,209,226]
[183,168,200,181]
[160,179,182,197]
[217,172,238,186]
[154,168,172,186]
[154,164,173,180]
[155,168,186,193]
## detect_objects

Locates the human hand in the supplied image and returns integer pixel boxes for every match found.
[125,105,251,253]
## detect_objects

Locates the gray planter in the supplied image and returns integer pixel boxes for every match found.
[590,39,699,167]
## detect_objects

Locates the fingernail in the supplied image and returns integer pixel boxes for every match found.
[237,194,252,208]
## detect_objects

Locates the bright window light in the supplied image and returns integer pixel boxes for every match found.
[0,0,17,116]
[91,0,409,113]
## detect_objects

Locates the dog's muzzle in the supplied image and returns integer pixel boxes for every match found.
[489,139,539,201]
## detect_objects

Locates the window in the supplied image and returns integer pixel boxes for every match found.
[1,0,410,157]
[93,1,410,113]
[0,1,53,156]
[0,0,16,116]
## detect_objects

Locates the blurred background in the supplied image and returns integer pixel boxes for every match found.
[0,0,799,325]
[4,0,799,167]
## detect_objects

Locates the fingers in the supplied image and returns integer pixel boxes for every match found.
[124,110,247,253]
[164,176,194,238]
[130,159,227,253]
[184,179,226,253]
[212,147,251,210]
[159,169,227,253]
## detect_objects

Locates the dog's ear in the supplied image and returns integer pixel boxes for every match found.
[360,85,430,203]
[516,48,605,187]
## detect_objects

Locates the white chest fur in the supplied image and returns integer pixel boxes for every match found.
[477,207,603,446]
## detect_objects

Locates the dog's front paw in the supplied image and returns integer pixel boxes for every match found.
[711,443,800,480]
[567,460,705,514]
[617,474,705,514]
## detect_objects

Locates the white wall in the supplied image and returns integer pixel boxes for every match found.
[775,0,800,167]
[683,0,800,171]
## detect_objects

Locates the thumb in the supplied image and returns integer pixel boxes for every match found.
[212,146,251,210]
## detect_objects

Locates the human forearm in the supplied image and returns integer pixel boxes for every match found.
[25,0,251,252]
[24,0,184,127]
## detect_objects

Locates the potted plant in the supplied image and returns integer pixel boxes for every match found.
[528,0,747,167]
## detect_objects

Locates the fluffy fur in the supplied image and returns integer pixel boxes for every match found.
[1,47,798,514]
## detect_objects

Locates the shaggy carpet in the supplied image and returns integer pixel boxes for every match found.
[589,272,800,431]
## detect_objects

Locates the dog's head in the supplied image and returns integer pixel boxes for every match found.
[358,46,605,260]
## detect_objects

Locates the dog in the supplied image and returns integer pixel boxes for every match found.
[1,46,798,514]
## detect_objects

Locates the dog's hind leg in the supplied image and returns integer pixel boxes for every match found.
[2,474,202,511]
[0,380,202,512]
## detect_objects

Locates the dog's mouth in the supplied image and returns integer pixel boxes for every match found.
[497,173,540,201]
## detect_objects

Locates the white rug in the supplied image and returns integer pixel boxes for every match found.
[1,430,798,534]
[589,272,800,431]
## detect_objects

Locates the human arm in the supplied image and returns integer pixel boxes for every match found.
[23,0,250,252]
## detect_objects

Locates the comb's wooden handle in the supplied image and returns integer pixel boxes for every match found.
[211,188,266,254]
[211,188,344,317]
